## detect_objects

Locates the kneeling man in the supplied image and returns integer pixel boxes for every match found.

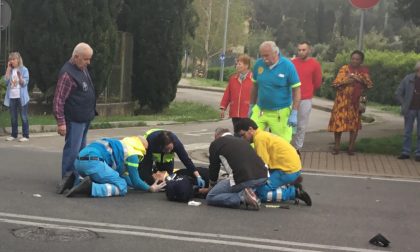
[235,118,311,206]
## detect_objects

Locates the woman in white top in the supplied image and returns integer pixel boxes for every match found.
[3,52,30,142]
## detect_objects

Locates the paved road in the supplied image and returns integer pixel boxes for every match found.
[176,87,332,134]
[1,124,419,251]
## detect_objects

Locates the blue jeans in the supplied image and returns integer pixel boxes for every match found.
[206,178,266,208]
[256,170,301,202]
[62,121,90,178]
[402,110,420,156]
[75,147,128,197]
[9,98,29,138]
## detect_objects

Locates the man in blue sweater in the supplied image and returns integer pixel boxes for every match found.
[65,136,165,197]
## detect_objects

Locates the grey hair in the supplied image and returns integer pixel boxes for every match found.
[8,52,24,67]
[259,41,279,54]
[215,128,230,138]
[72,42,93,58]
[415,61,420,70]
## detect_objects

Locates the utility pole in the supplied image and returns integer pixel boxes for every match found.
[357,10,365,51]
[219,0,230,82]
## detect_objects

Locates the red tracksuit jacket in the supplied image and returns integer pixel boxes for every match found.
[220,72,253,118]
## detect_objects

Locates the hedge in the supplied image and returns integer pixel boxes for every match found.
[318,50,420,105]
[207,67,236,82]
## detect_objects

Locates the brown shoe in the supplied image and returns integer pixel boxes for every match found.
[243,188,260,210]
[332,148,339,155]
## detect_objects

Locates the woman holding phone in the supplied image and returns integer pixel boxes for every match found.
[3,52,30,142]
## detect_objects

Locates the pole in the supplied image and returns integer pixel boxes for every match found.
[357,10,365,51]
[219,0,230,82]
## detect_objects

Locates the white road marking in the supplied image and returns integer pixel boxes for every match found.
[0,212,389,252]
[304,172,420,183]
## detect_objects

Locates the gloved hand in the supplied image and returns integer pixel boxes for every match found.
[248,104,255,118]
[149,180,167,193]
[196,176,205,188]
[287,109,298,127]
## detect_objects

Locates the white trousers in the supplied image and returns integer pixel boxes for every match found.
[292,99,312,150]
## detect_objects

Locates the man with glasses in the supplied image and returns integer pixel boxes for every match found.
[249,41,301,143]
[395,61,420,162]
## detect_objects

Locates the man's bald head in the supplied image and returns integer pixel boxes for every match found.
[71,42,93,69]
[259,41,279,66]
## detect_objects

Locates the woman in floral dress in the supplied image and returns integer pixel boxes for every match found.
[328,50,373,155]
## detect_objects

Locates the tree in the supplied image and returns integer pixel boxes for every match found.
[395,0,420,25]
[14,0,120,102]
[120,0,197,112]
[188,0,251,77]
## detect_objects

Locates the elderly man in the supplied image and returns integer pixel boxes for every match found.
[206,128,267,210]
[395,61,420,162]
[54,43,97,193]
[250,41,301,142]
[291,41,322,153]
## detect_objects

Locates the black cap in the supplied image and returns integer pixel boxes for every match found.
[369,233,390,247]
[166,175,194,202]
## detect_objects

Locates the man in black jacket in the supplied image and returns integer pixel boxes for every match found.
[206,128,267,210]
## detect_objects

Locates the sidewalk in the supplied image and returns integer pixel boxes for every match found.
[180,79,419,180]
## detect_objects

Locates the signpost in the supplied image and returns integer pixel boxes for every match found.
[349,0,381,50]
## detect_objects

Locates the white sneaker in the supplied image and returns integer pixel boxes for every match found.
[6,136,16,141]
[19,137,29,142]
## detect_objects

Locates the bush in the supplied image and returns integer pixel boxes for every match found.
[0,77,6,106]
[206,67,236,82]
[320,50,420,105]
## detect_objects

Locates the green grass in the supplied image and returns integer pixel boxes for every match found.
[186,78,227,88]
[0,101,219,128]
[368,102,400,115]
[341,134,415,155]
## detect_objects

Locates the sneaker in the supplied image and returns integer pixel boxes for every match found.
[19,137,29,142]
[56,172,76,194]
[6,136,16,141]
[397,154,410,160]
[66,176,92,197]
[242,188,260,210]
[295,185,312,206]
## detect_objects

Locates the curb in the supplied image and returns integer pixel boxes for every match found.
[178,84,376,122]
[0,120,182,137]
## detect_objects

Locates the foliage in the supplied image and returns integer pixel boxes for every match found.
[320,50,420,105]
[13,0,120,103]
[341,134,416,155]
[0,77,6,107]
[400,25,420,53]
[187,78,227,88]
[120,0,197,112]
[245,27,275,58]
[206,67,236,82]
[395,0,420,26]
[188,0,251,76]
[0,101,218,128]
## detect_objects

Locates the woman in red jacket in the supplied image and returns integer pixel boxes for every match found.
[220,54,253,128]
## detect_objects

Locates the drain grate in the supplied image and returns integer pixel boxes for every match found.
[12,226,98,242]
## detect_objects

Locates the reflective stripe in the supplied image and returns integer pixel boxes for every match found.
[125,161,138,168]
[152,153,174,163]
[114,186,120,196]
[105,184,112,197]
[267,191,273,202]
[144,128,163,138]
[94,139,113,155]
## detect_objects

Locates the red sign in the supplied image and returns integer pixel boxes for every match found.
[349,0,380,9]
